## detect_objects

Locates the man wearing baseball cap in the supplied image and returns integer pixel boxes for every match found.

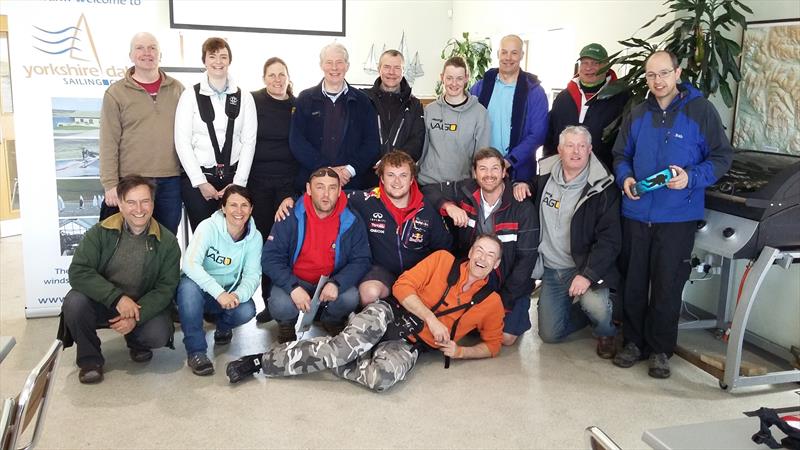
[544,43,628,171]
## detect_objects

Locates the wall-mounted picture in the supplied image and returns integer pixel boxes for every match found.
[59,217,97,256]
[732,19,800,155]
[56,178,104,218]
[52,97,102,139]
[54,139,99,177]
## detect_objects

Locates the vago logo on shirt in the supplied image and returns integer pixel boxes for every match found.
[430,118,458,132]
[206,246,232,266]
[542,191,561,209]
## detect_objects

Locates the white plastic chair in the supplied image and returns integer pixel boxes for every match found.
[1,340,62,450]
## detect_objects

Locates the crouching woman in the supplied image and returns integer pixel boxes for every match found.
[177,186,262,376]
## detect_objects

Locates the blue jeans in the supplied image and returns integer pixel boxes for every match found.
[537,267,615,343]
[268,280,359,325]
[176,276,255,355]
[152,176,182,235]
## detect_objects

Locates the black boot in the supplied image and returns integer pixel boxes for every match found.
[226,353,263,384]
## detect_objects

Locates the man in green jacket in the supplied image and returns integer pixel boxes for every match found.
[61,175,180,384]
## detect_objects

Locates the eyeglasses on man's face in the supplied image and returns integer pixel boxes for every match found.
[645,68,675,81]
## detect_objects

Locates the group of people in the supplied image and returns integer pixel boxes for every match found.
[58,30,732,392]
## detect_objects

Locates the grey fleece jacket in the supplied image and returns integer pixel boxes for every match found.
[417,94,490,185]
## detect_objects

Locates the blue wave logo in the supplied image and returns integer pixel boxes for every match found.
[32,14,101,66]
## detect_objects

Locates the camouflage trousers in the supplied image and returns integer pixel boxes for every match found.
[260,300,419,392]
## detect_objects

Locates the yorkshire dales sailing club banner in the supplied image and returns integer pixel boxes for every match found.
[4,0,162,317]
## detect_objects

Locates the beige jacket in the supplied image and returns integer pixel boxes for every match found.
[99,68,184,190]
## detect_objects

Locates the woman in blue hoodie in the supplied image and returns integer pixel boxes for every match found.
[176,185,262,376]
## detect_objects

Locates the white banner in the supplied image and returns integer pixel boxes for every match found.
[5,0,168,317]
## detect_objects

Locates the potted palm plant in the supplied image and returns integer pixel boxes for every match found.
[435,32,492,95]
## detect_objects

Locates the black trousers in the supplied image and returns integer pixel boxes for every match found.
[180,173,228,232]
[61,289,173,368]
[248,174,296,298]
[619,218,696,356]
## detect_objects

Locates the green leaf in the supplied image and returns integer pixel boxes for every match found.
[648,18,680,39]
[719,80,733,107]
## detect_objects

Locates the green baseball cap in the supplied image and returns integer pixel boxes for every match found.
[579,43,608,61]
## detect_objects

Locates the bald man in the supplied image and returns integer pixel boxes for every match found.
[471,34,548,182]
[99,32,185,234]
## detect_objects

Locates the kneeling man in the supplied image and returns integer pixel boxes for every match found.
[516,125,621,358]
[227,234,505,392]
[60,175,180,384]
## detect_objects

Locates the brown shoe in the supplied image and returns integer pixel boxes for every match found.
[321,321,346,337]
[276,323,296,344]
[78,364,104,384]
[597,336,616,359]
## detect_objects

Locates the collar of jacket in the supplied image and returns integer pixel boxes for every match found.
[645,81,701,112]
[565,68,620,109]
[539,153,614,199]
[461,178,517,213]
[124,67,175,92]
[311,79,356,102]
[100,212,162,240]
[369,76,412,101]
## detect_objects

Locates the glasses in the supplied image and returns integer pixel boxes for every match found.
[645,69,675,81]
[310,167,340,181]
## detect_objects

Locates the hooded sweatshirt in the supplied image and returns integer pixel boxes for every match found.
[181,210,263,301]
[417,94,490,185]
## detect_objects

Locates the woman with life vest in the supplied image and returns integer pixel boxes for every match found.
[175,37,257,231]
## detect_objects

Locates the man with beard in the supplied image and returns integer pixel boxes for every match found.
[347,151,451,306]
[261,168,371,343]
[425,148,538,346]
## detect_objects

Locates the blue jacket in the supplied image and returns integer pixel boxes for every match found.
[289,80,379,189]
[182,211,262,302]
[471,69,548,182]
[612,83,732,223]
[261,196,371,293]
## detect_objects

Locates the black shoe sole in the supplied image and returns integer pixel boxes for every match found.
[191,366,215,376]
[226,362,249,384]
[648,369,671,379]
[613,358,638,368]
[255,310,273,324]
[214,337,232,345]
[130,351,153,363]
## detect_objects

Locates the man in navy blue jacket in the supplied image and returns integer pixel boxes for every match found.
[262,168,371,343]
[347,150,452,306]
[612,51,732,378]
[290,43,380,190]
[471,34,548,182]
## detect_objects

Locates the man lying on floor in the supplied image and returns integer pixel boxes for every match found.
[226,233,506,392]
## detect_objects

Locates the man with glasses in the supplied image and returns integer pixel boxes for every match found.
[290,43,379,190]
[611,50,732,378]
[261,168,370,343]
[544,43,629,171]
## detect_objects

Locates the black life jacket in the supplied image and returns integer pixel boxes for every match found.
[194,83,241,180]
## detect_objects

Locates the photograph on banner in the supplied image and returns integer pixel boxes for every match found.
[59,218,98,256]
[54,139,99,177]
[52,97,101,139]
[56,178,103,218]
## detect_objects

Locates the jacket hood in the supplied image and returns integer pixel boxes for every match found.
[101,212,162,240]
[370,76,412,100]
[539,153,614,194]
[434,92,481,112]
[209,209,258,244]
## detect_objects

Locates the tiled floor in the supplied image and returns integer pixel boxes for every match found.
[1,235,797,449]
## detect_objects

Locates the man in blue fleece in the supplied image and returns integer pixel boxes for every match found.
[471,34,548,182]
